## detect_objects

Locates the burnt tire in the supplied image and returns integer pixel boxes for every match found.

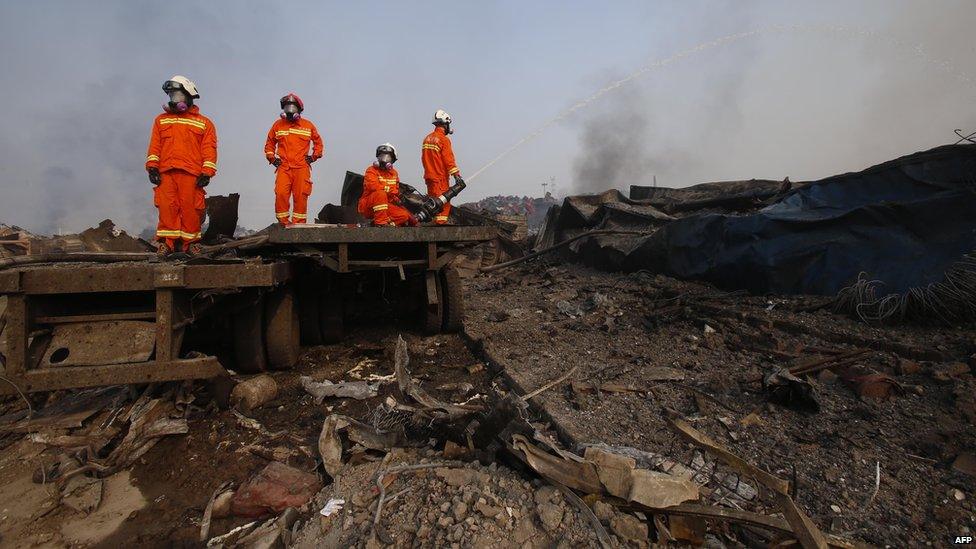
[232,294,267,373]
[423,271,443,335]
[264,285,300,370]
[319,290,345,344]
[440,266,463,333]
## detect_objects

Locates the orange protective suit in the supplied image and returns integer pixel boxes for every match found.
[357,165,414,226]
[145,105,217,248]
[421,126,460,224]
[264,118,324,224]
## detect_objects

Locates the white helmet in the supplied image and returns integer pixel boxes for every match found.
[432,109,452,125]
[163,75,200,99]
[376,142,397,162]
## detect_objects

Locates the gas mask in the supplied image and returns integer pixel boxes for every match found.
[444,123,453,135]
[376,153,394,169]
[165,90,189,113]
[281,103,301,121]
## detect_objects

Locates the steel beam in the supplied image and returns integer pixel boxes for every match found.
[267,224,497,244]
[0,357,225,394]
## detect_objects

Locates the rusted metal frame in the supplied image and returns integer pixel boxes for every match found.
[155,289,189,362]
[8,261,291,295]
[4,294,27,376]
[155,289,176,362]
[425,271,439,306]
[0,356,224,394]
[338,244,349,273]
[267,224,497,244]
[427,242,438,270]
[432,246,465,270]
[16,264,155,294]
[34,311,157,325]
[0,270,21,293]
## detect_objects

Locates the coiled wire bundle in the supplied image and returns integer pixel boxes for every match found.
[833,252,976,325]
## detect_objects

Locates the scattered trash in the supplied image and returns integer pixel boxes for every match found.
[230,374,279,412]
[952,453,976,477]
[318,414,402,477]
[230,462,322,518]
[300,376,379,403]
[763,368,820,412]
[394,335,483,419]
[844,373,901,400]
[319,498,345,517]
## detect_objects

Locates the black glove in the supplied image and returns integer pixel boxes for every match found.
[305,155,315,164]
[196,175,210,188]
[453,175,465,187]
[399,182,417,195]
[270,157,282,167]
[147,167,161,186]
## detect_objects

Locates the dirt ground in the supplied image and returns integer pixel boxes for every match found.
[0,330,496,547]
[465,262,976,546]
[0,261,974,547]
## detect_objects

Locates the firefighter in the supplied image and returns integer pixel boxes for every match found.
[264,93,324,225]
[358,144,417,227]
[421,109,464,225]
[146,75,217,256]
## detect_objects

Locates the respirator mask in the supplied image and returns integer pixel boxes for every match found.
[281,102,301,121]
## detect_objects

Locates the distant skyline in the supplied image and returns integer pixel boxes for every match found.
[1,1,974,234]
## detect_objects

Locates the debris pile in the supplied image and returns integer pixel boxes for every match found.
[529,144,976,324]
[292,449,602,548]
[459,194,559,230]
[0,219,151,258]
[466,262,976,546]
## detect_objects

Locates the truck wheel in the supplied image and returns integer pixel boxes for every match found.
[319,290,345,344]
[265,285,300,370]
[441,267,464,333]
[423,271,443,335]
[233,294,267,373]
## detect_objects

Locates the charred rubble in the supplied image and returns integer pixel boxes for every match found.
[0,144,975,547]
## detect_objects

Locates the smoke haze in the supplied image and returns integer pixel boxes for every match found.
[0,1,974,233]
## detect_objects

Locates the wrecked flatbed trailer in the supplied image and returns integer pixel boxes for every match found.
[0,224,496,394]
[259,224,496,345]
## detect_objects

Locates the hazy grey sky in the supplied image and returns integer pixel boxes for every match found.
[0,1,973,234]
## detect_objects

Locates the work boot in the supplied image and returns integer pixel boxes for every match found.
[155,241,171,258]
[185,242,204,256]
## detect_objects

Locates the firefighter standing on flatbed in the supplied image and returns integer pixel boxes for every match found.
[421,109,464,225]
[265,94,324,225]
[358,144,418,227]
[145,75,217,256]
